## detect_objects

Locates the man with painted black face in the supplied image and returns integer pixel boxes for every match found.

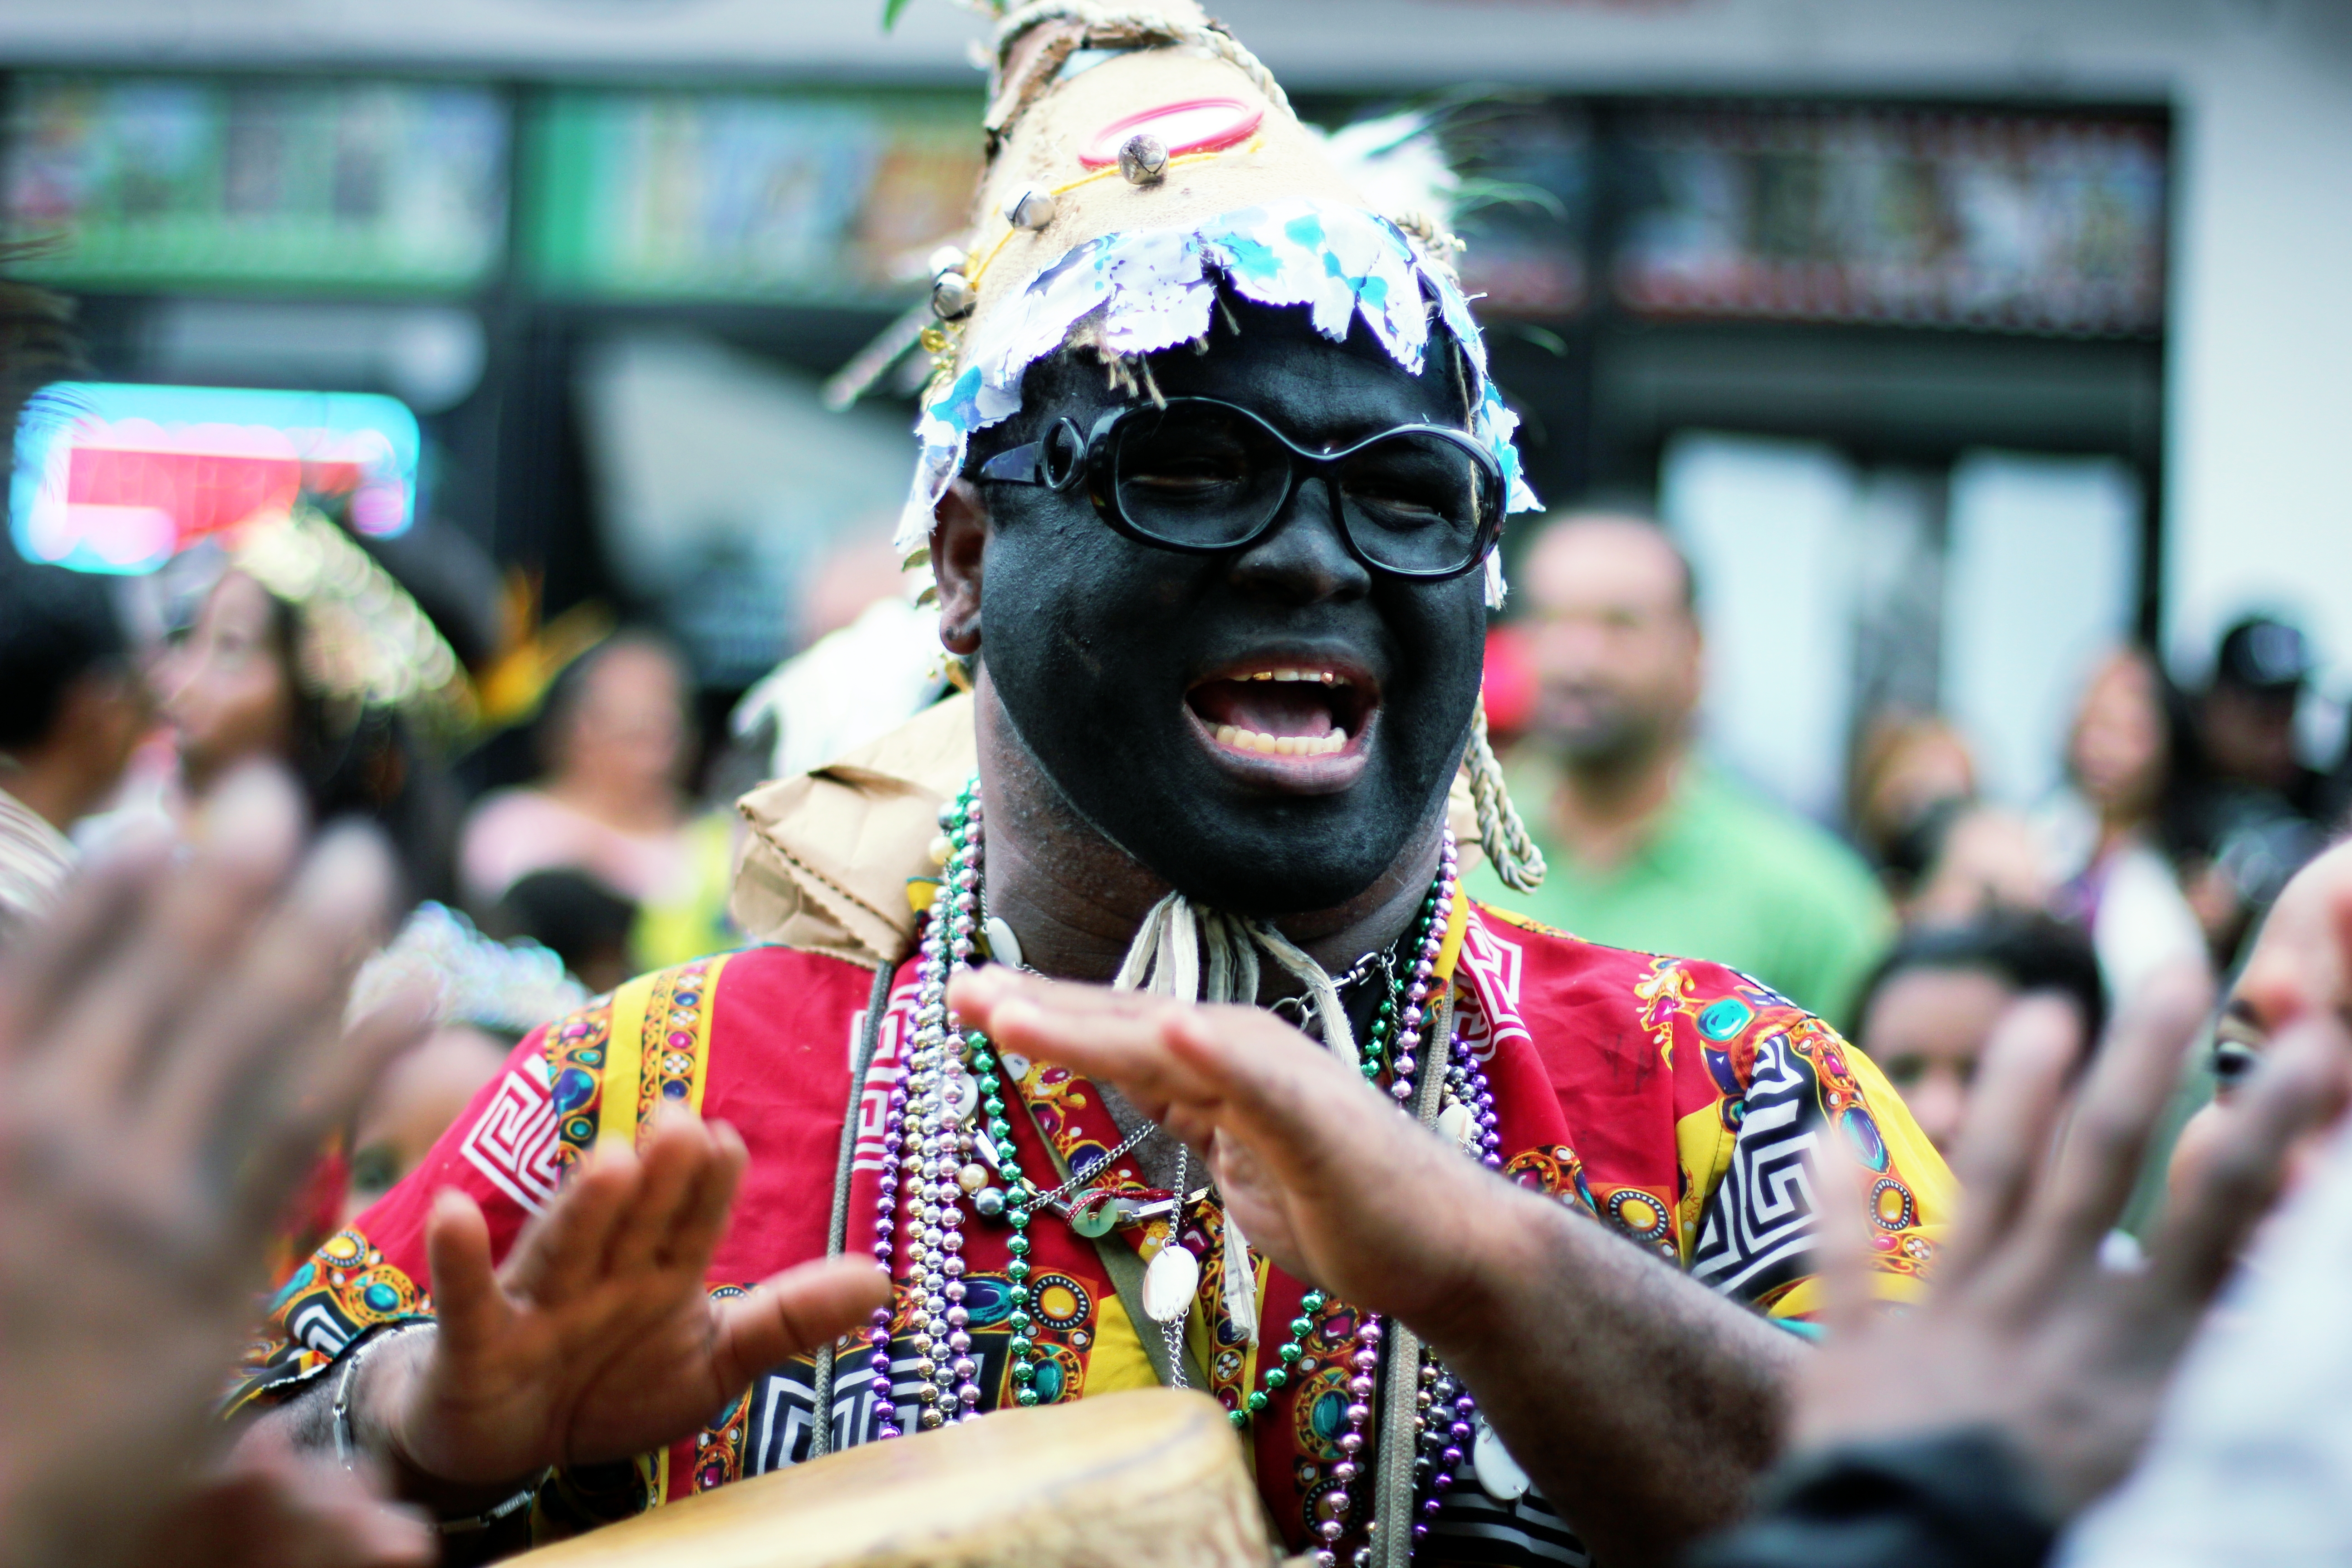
[228,9,1950,1567]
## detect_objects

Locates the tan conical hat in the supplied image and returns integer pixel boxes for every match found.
[897,1,1537,608]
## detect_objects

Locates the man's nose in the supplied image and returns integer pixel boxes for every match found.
[1225,475,1371,607]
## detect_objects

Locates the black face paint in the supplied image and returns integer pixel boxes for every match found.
[973,300,1488,916]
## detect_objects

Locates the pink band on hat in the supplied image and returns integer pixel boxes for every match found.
[1078,98,1264,167]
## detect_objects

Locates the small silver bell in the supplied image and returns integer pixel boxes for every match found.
[926,244,969,277]
[1117,132,1168,186]
[1003,187,1056,230]
[930,268,975,320]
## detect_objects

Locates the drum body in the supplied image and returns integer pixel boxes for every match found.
[509,1388,1281,1568]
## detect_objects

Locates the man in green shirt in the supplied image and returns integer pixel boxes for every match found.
[1470,512,1893,1028]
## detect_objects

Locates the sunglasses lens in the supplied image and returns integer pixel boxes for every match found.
[1110,404,1289,548]
[1336,431,1494,575]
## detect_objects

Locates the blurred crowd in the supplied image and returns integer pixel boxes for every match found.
[1473,509,2348,1166]
[3,214,2352,1568]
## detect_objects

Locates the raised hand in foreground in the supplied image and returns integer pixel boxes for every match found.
[289,1114,887,1514]
[1683,961,2350,1568]
[948,965,1802,1568]
[0,766,434,1568]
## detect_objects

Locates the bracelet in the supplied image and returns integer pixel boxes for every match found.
[330,1321,432,1471]
[328,1320,544,1535]
[432,1478,545,1536]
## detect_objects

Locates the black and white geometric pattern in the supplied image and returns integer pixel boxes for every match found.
[1687,1032,1825,1301]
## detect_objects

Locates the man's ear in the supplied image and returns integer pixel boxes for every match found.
[932,479,989,657]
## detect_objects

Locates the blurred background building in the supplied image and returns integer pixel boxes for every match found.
[2,0,2346,831]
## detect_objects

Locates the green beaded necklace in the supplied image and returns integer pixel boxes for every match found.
[939,767,1450,1430]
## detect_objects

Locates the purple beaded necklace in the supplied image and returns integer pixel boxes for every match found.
[862,780,1509,1566]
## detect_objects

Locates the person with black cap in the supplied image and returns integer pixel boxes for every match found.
[2185,615,2331,965]
[2202,615,2321,811]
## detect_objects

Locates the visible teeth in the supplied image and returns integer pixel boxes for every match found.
[1215,725,1348,757]
[1237,668,1352,686]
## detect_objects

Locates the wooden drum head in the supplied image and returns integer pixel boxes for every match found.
[509,1388,1281,1568]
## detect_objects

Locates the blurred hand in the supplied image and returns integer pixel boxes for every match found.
[946,965,1503,1338]
[163,1427,431,1568]
[1792,964,2352,1516]
[0,765,432,1568]
[356,1115,887,1498]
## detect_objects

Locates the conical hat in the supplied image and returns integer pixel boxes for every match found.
[898,1,1538,607]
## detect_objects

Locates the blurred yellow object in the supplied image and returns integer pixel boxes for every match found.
[475,569,618,731]
[507,1388,1280,1568]
[632,809,744,972]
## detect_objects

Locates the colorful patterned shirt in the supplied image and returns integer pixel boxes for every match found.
[233,902,1950,1566]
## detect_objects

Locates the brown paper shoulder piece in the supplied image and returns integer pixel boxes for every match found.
[730,691,979,967]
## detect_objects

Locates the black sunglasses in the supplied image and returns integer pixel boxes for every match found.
[976,396,1504,581]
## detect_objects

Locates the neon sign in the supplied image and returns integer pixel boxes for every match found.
[10,382,420,574]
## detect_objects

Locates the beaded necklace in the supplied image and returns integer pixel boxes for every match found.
[871,778,1506,1566]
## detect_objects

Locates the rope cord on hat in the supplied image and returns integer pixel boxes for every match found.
[1467,694,1547,893]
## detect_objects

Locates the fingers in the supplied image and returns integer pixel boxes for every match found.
[0,824,172,1061]
[1936,995,2088,1281]
[193,1430,435,1568]
[227,984,436,1254]
[658,1118,749,1271]
[1157,1008,1438,1196]
[2147,1012,2352,1305]
[952,967,1332,1130]
[1802,1128,1881,1338]
[2017,963,2215,1277]
[146,824,411,1212]
[709,1256,891,1390]
[608,1112,743,1276]
[425,1188,507,1350]
[500,1141,642,1304]
[34,768,307,1110]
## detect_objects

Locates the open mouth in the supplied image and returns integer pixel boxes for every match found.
[1183,662,1378,764]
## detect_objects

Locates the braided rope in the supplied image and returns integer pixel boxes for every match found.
[1465,694,1546,893]
[990,1,1290,122]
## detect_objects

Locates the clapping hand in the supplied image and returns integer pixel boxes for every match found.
[948,967,1580,1350]
[350,1116,888,1503]
[1793,963,2351,1516]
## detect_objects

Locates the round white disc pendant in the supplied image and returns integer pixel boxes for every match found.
[1141,1242,1201,1323]
[984,915,1024,970]
[1474,1417,1531,1502]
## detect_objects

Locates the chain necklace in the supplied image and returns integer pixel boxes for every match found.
[872,779,1504,1567]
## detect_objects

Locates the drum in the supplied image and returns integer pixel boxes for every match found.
[508,1387,1289,1568]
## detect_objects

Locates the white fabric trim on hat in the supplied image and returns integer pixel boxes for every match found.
[898,197,1537,608]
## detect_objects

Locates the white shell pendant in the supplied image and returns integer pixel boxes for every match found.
[1473,1416,1532,1502]
[984,915,1024,970]
[1141,1242,1201,1323]
[1435,1101,1475,1150]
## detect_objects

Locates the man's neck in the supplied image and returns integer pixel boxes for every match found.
[974,680,1442,990]
[1550,735,1687,873]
